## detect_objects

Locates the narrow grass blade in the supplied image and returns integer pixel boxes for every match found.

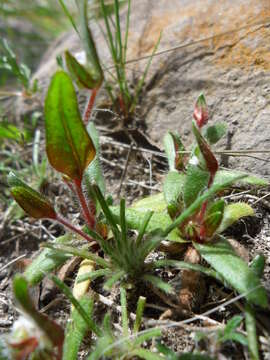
[130,31,162,113]
[120,287,129,337]
[58,0,79,35]
[136,211,153,247]
[133,296,146,333]
[142,274,172,294]
[245,303,260,360]
[43,243,109,269]
[77,269,111,284]
[50,275,101,336]
[24,233,72,285]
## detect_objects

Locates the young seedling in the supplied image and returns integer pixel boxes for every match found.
[114,94,268,312]
[0,39,38,97]
[58,0,160,119]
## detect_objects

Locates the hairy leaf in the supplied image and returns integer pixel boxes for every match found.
[45,71,96,181]
[183,165,209,208]
[164,131,185,171]
[214,170,269,187]
[163,171,185,214]
[8,173,55,219]
[204,122,227,144]
[194,237,268,308]
[63,295,94,360]
[217,202,254,233]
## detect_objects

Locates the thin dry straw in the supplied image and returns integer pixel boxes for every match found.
[99,285,264,356]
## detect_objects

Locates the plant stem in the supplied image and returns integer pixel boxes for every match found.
[74,179,96,229]
[83,87,98,124]
[55,214,94,243]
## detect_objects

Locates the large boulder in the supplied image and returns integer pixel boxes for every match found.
[34,0,270,176]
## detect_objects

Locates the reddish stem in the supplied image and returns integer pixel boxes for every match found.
[74,179,96,229]
[56,214,94,243]
[83,88,98,124]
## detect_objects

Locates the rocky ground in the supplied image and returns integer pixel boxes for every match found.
[1,0,270,358]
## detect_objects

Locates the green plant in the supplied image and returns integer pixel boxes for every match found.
[58,0,160,119]
[0,39,38,96]
[6,68,269,358]
[110,94,268,309]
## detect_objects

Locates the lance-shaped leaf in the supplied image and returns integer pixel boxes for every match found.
[202,200,225,237]
[13,276,64,352]
[63,295,94,360]
[192,121,218,178]
[217,202,254,233]
[183,165,210,208]
[24,233,72,285]
[194,237,268,308]
[203,122,227,145]
[76,0,103,84]
[45,71,96,181]
[163,171,185,217]
[8,172,56,219]
[163,131,185,171]
[65,51,101,90]
[214,169,269,187]
[193,93,209,128]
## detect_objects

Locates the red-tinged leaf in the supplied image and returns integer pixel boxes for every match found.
[192,121,218,179]
[9,337,39,360]
[163,131,185,171]
[45,71,96,181]
[13,276,64,356]
[8,172,56,219]
[193,93,209,128]
[65,51,101,89]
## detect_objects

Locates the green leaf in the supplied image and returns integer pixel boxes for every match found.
[50,275,101,336]
[163,131,185,171]
[250,254,265,279]
[13,276,64,349]
[63,295,94,360]
[65,51,100,89]
[214,170,269,187]
[194,237,268,308]
[156,341,179,360]
[44,71,96,181]
[142,274,173,293]
[217,202,254,233]
[203,211,224,238]
[163,171,185,213]
[76,0,103,83]
[223,315,243,336]
[0,122,28,143]
[8,172,56,219]
[245,303,260,360]
[204,122,227,144]
[131,192,167,212]
[111,206,185,242]
[164,173,247,237]
[24,233,72,285]
[84,122,106,196]
[183,165,209,208]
